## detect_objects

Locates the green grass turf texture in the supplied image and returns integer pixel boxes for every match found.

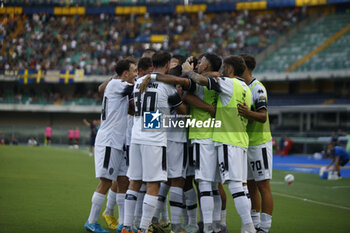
[1,146,350,233]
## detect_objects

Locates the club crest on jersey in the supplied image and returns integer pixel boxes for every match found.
[144,110,161,129]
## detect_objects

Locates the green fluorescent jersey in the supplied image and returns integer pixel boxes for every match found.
[246,79,272,146]
[210,77,252,148]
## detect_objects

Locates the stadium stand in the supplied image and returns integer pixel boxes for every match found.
[255,13,350,73]
[0,82,102,105]
[1,10,302,75]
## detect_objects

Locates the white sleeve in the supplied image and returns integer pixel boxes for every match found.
[207,77,233,106]
[252,83,267,110]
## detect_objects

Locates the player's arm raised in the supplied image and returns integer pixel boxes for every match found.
[139,74,191,94]
[98,75,116,94]
[82,118,90,127]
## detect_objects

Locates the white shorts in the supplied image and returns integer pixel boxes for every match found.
[186,144,195,177]
[94,145,128,181]
[193,142,221,182]
[167,140,187,179]
[127,143,167,182]
[217,144,247,184]
[247,140,273,181]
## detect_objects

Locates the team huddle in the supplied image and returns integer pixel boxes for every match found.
[84,50,273,233]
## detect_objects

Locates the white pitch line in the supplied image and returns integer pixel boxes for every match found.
[272,192,350,211]
[270,181,284,185]
[330,186,350,189]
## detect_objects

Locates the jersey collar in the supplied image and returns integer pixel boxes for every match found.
[249,78,256,85]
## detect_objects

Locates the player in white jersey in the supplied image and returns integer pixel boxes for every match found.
[166,55,190,233]
[130,57,154,231]
[140,55,255,233]
[84,58,137,233]
[238,54,273,233]
[182,53,223,233]
[122,52,186,233]
[183,55,255,233]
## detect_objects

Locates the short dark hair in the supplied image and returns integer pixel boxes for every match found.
[224,55,246,77]
[142,48,156,58]
[172,54,186,65]
[152,51,171,68]
[115,57,136,76]
[168,65,182,76]
[203,53,222,72]
[240,53,256,71]
[137,57,153,71]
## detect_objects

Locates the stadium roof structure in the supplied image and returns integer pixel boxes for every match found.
[2,0,350,14]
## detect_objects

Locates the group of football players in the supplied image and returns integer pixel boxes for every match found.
[84,49,273,233]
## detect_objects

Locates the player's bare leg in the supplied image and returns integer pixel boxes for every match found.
[247,180,261,229]
[257,180,273,233]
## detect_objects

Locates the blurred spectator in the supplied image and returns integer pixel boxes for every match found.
[331,130,338,146]
[68,128,74,147]
[283,136,293,155]
[12,134,18,145]
[45,126,52,146]
[337,129,348,148]
[0,132,4,145]
[83,118,98,156]
[279,135,285,155]
[74,127,80,148]
[2,10,303,75]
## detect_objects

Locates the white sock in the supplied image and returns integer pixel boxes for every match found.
[251,210,261,228]
[199,181,214,225]
[134,185,146,227]
[221,209,227,227]
[161,195,169,221]
[261,213,272,232]
[117,193,126,225]
[124,190,138,227]
[88,192,106,224]
[184,188,198,225]
[105,190,117,216]
[228,181,253,225]
[212,184,222,232]
[243,185,251,211]
[199,205,203,222]
[169,187,184,225]
[153,183,170,221]
[140,194,158,230]
[182,194,189,225]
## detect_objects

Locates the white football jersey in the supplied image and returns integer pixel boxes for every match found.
[131,74,183,147]
[207,77,248,106]
[167,109,187,143]
[95,78,133,150]
[248,78,268,111]
[125,114,134,146]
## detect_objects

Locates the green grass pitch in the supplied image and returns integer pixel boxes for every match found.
[1,146,350,233]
